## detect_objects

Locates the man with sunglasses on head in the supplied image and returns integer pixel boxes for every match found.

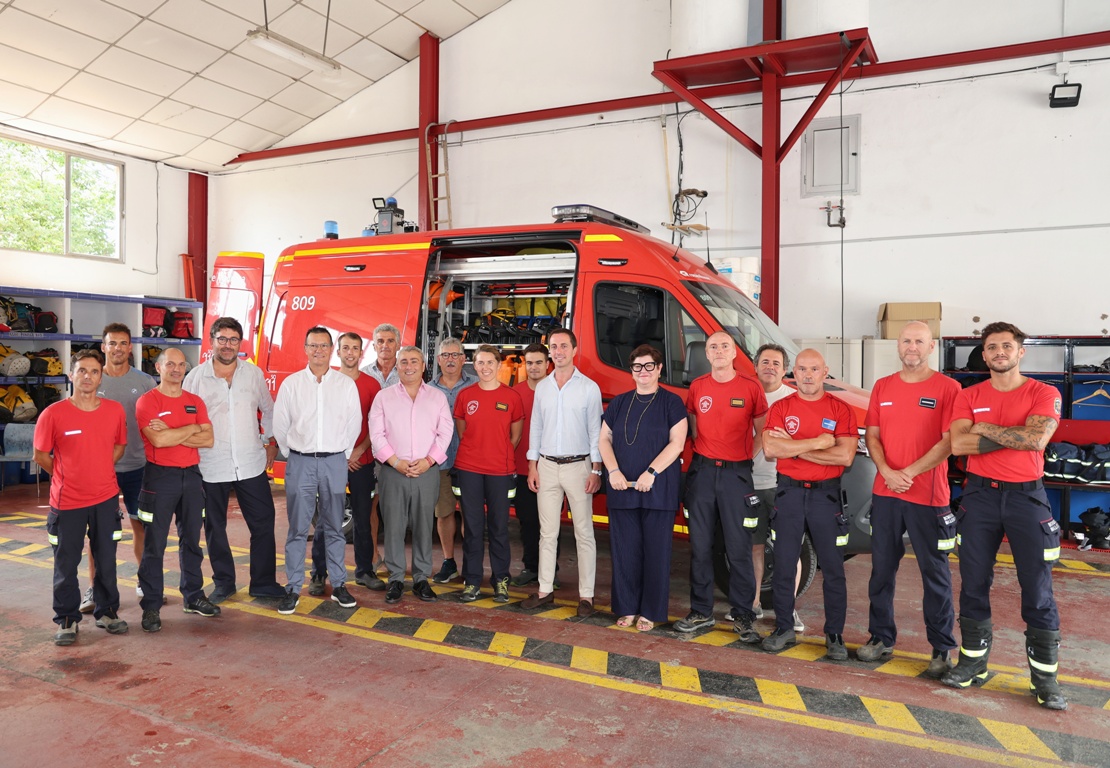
[183,317,286,603]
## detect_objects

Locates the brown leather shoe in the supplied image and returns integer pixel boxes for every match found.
[576,599,594,618]
[521,592,554,609]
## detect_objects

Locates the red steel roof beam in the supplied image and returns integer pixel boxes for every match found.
[226,128,419,164]
[777,37,868,162]
[652,70,763,158]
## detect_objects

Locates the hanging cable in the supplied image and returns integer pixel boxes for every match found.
[323,0,332,56]
[262,0,269,30]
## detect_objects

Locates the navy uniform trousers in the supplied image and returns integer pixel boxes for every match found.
[956,476,1060,630]
[137,463,206,611]
[456,470,514,587]
[47,497,122,624]
[771,480,848,635]
[867,495,957,651]
[685,455,758,618]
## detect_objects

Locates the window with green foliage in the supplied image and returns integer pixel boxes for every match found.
[0,136,122,260]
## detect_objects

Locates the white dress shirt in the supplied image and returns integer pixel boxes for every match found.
[273,366,361,458]
[527,366,603,463]
[183,359,275,482]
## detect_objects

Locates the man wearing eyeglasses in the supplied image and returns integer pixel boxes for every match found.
[675,331,768,641]
[272,327,362,615]
[183,317,286,603]
[429,337,476,584]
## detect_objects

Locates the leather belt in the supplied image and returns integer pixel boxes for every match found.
[778,474,841,490]
[693,454,752,469]
[541,454,590,465]
[965,473,1043,491]
[290,449,344,458]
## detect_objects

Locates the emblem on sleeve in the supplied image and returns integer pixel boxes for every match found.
[785,415,800,435]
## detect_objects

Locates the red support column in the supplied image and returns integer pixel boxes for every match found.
[417,32,440,232]
[187,172,208,311]
[760,0,782,322]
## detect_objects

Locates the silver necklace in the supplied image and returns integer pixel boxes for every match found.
[624,389,658,445]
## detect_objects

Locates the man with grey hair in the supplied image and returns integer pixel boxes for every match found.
[370,346,453,604]
[361,322,401,388]
[429,336,476,583]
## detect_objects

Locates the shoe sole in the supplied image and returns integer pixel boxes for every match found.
[356,580,388,591]
[331,597,357,608]
[857,649,894,662]
[278,603,299,615]
[432,575,458,584]
[183,608,220,617]
[826,651,849,661]
[142,624,161,633]
[941,673,987,689]
[96,622,129,634]
[673,621,715,633]
[54,634,77,646]
[417,594,437,602]
[734,631,761,644]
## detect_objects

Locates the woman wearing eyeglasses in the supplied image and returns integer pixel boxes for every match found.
[598,344,688,631]
[452,345,525,603]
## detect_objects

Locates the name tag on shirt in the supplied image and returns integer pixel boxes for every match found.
[64,430,82,436]
[185,405,198,414]
[730,398,745,408]
[158,411,172,417]
[919,397,937,409]
[973,407,991,413]
[821,418,837,430]
[880,401,893,407]
[496,402,508,411]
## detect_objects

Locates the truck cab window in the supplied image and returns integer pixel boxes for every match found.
[594,282,705,386]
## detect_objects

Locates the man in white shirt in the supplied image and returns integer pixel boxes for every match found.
[273,327,361,615]
[183,317,286,602]
[522,328,603,617]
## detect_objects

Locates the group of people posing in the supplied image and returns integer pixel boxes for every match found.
[36,316,1065,711]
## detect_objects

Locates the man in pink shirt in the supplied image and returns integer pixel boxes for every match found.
[369,346,453,604]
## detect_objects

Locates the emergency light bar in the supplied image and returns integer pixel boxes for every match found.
[552,204,650,235]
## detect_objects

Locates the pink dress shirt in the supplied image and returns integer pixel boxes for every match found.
[369,381,453,465]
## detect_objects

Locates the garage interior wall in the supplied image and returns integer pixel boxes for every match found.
[1,127,191,298]
[208,0,1110,341]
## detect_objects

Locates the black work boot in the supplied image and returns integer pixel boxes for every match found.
[940,616,992,689]
[1025,627,1067,711]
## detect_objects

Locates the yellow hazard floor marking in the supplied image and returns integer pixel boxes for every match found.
[15,520,45,527]
[659,663,702,692]
[8,542,48,556]
[0,516,25,522]
[347,607,388,629]
[875,657,929,678]
[224,600,1063,768]
[984,673,1034,696]
[778,642,829,661]
[414,619,452,643]
[980,719,1058,760]
[757,679,807,711]
[488,632,527,657]
[1058,560,1098,572]
[862,696,926,734]
[570,646,609,675]
[466,597,503,609]
[690,628,742,647]
[535,606,579,620]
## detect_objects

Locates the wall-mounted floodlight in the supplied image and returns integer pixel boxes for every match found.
[1050,82,1082,108]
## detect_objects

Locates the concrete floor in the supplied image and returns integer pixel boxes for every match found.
[2,481,1109,767]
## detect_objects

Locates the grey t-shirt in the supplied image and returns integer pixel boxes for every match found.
[98,366,156,472]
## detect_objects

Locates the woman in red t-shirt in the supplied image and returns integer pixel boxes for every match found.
[453,345,525,603]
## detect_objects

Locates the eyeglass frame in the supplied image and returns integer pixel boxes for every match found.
[630,362,660,372]
[213,336,242,346]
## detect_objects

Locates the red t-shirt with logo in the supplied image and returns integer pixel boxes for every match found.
[354,373,382,467]
[952,378,1061,482]
[765,392,858,481]
[513,380,538,475]
[454,383,525,475]
[135,388,211,468]
[686,373,768,461]
[866,371,961,506]
[34,398,128,510]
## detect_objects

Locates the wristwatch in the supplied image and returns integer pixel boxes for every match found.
[647,467,658,476]
[590,469,603,476]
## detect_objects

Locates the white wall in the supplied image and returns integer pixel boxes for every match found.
[1,126,191,299]
[207,0,1110,341]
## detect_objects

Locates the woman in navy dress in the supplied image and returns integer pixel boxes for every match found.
[599,344,687,631]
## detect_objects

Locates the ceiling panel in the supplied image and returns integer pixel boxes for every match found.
[151,0,255,51]
[7,117,106,145]
[90,138,175,161]
[0,44,79,92]
[184,138,245,166]
[172,76,264,118]
[157,105,236,136]
[85,48,195,96]
[335,38,406,82]
[115,119,207,155]
[29,97,135,137]
[201,54,295,99]
[0,8,111,68]
[14,0,141,43]
[56,72,163,118]
[240,101,312,135]
[270,81,341,119]
[301,0,397,36]
[300,67,373,102]
[455,0,509,15]
[406,0,477,39]
[116,19,224,72]
[231,39,317,79]
[378,0,422,12]
[206,0,297,27]
[214,120,282,151]
[0,80,49,118]
[102,0,166,14]
[370,15,424,60]
[268,2,361,59]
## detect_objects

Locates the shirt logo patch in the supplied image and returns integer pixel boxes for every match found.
[919,397,937,409]
[730,398,745,408]
[1054,398,1062,416]
[184,405,197,414]
[821,418,837,430]
[785,415,800,435]
[698,395,713,414]
[467,401,479,415]
[495,402,508,411]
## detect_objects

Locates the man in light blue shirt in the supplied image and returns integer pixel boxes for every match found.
[522,327,603,617]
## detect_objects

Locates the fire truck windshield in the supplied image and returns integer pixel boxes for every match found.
[682,280,801,364]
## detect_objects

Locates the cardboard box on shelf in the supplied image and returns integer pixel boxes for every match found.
[877,302,941,340]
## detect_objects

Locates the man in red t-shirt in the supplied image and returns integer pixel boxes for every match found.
[309,332,385,593]
[510,343,550,586]
[762,348,858,658]
[134,347,216,633]
[676,332,768,641]
[860,321,960,675]
[943,322,1065,710]
[34,350,128,646]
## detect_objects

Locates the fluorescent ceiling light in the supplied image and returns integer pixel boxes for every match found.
[246,28,341,73]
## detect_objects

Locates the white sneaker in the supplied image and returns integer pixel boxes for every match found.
[793,610,805,633]
[754,604,764,620]
[79,587,94,614]
[136,585,144,598]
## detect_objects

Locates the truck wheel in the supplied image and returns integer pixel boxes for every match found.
[308,493,355,545]
[711,527,818,608]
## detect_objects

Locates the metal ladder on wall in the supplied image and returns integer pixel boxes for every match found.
[424,122,454,230]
